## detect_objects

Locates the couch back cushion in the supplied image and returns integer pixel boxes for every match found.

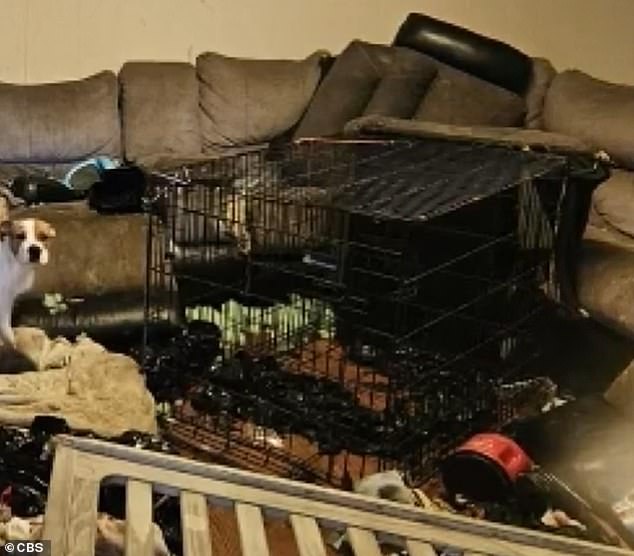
[524,58,557,129]
[543,70,634,168]
[294,41,437,138]
[120,62,202,162]
[591,170,634,238]
[197,51,325,153]
[0,71,120,163]
[413,62,526,126]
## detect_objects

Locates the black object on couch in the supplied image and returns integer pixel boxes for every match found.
[394,12,533,95]
[88,166,146,214]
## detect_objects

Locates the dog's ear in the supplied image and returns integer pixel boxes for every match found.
[0,220,12,239]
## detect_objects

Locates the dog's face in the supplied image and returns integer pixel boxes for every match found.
[0,218,56,265]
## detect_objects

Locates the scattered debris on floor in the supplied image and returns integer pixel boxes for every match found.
[541,508,587,531]
[95,513,170,556]
[0,416,181,553]
[496,376,571,419]
[354,469,417,505]
[3,318,634,554]
[0,510,171,556]
[330,462,628,554]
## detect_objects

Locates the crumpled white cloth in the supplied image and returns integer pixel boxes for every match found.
[0,511,171,556]
[0,327,157,437]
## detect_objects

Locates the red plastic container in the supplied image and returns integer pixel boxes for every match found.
[441,433,534,502]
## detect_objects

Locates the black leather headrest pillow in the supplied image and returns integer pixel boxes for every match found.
[394,13,532,95]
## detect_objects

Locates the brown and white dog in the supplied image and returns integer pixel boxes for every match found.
[0,217,56,348]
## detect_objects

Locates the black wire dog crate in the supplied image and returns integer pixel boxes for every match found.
[143,138,569,486]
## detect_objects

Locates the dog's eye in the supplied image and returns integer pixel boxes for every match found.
[15,232,26,240]
[36,233,48,242]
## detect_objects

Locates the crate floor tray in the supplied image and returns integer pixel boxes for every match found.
[43,435,634,556]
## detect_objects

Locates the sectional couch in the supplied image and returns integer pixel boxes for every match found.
[7,52,331,342]
[4,12,632,346]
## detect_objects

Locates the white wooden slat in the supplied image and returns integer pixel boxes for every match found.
[347,527,382,556]
[42,444,76,556]
[406,539,438,556]
[235,503,271,556]
[290,514,328,556]
[65,476,100,556]
[125,479,155,556]
[181,491,213,556]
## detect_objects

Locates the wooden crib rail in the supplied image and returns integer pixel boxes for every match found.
[42,435,634,556]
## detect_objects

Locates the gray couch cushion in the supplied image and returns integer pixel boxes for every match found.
[363,71,436,118]
[294,41,437,139]
[524,58,556,129]
[198,51,326,152]
[120,62,201,162]
[592,170,634,238]
[578,224,634,339]
[0,71,120,162]
[543,70,634,169]
[414,64,526,126]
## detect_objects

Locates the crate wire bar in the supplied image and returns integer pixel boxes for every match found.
[144,138,568,486]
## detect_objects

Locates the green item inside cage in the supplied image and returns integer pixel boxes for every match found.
[186,294,334,355]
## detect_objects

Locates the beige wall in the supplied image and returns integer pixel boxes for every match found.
[2,0,633,85]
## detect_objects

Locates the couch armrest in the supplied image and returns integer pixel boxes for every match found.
[12,201,147,298]
[343,115,594,155]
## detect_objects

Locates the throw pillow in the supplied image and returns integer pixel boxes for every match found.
[524,58,557,129]
[294,40,437,139]
[414,63,526,127]
[362,69,437,118]
[197,50,327,152]
[543,70,634,169]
